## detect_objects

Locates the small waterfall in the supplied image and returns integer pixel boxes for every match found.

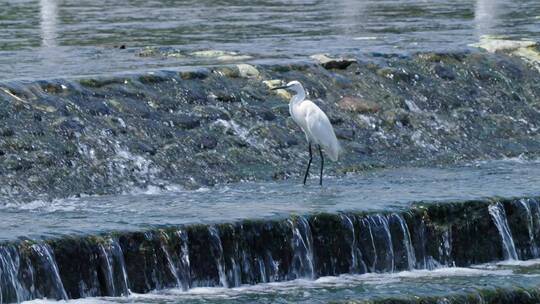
[257,258,267,283]
[158,233,182,289]
[368,215,395,272]
[208,226,229,287]
[436,228,453,267]
[30,244,68,300]
[98,239,130,297]
[260,253,279,283]
[340,214,367,273]
[0,246,30,303]
[392,214,417,270]
[358,217,378,272]
[241,251,252,284]
[290,217,315,279]
[229,257,241,287]
[489,203,518,260]
[528,199,540,255]
[518,199,539,258]
[176,230,191,291]
[109,239,130,296]
[5,197,540,301]
[98,244,117,296]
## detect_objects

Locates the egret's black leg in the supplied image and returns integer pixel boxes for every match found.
[318,145,324,186]
[303,143,313,185]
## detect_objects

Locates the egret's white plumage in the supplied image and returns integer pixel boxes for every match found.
[272,80,340,185]
[286,81,340,161]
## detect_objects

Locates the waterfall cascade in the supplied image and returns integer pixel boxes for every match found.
[1,197,540,303]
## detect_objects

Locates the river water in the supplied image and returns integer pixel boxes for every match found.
[1,0,539,80]
[21,261,540,303]
[1,159,540,241]
[2,2,540,303]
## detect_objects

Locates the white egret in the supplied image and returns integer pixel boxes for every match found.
[272,81,340,185]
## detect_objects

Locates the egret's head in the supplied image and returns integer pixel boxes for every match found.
[271,80,305,96]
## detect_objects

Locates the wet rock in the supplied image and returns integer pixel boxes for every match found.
[137,46,160,57]
[311,54,357,69]
[192,106,230,121]
[3,155,31,171]
[259,109,276,121]
[376,67,413,82]
[56,118,85,133]
[40,82,65,94]
[199,136,218,150]
[264,80,291,100]
[137,46,183,58]
[172,114,200,129]
[328,115,344,125]
[335,129,355,140]
[87,101,111,116]
[78,77,124,88]
[272,170,288,180]
[338,96,381,113]
[0,127,15,137]
[133,142,157,156]
[237,64,260,78]
[433,64,456,80]
[382,109,411,128]
[215,92,240,103]
[417,52,445,63]
[179,69,210,80]
[247,106,277,121]
[139,73,170,84]
[1,50,540,198]
[262,127,299,148]
[213,67,239,78]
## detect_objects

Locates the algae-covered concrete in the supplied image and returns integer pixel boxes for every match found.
[1,196,540,302]
[1,49,540,199]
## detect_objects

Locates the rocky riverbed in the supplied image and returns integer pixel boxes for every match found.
[1,45,540,200]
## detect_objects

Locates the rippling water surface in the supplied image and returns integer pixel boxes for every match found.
[1,0,539,80]
[22,260,540,304]
[1,159,540,241]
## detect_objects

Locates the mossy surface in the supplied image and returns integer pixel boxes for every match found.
[1,51,540,199]
[2,196,540,302]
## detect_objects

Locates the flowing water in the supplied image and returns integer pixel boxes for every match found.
[1,0,540,80]
[17,262,540,304]
[488,203,518,260]
[0,166,539,302]
[1,159,540,241]
[2,1,540,303]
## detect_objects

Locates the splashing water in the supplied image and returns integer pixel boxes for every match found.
[488,203,518,260]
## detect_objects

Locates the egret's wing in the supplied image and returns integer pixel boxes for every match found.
[305,102,340,161]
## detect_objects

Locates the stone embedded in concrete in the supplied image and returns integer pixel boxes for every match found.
[311,54,357,69]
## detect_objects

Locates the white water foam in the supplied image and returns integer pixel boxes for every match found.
[21,266,515,304]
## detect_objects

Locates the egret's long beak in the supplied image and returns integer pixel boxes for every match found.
[271,86,288,90]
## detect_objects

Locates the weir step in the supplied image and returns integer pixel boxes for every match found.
[1,196,540,302]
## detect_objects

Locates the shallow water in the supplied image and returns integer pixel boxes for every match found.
[22,260,540,304]
[1,159,540,241]
[1,0,539,80]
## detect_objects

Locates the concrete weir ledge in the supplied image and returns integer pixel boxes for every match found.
[1,48,540,200]
[0,47,540,303]
[2,196,540,302]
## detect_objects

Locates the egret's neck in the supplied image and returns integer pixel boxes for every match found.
[290,88,306,104]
